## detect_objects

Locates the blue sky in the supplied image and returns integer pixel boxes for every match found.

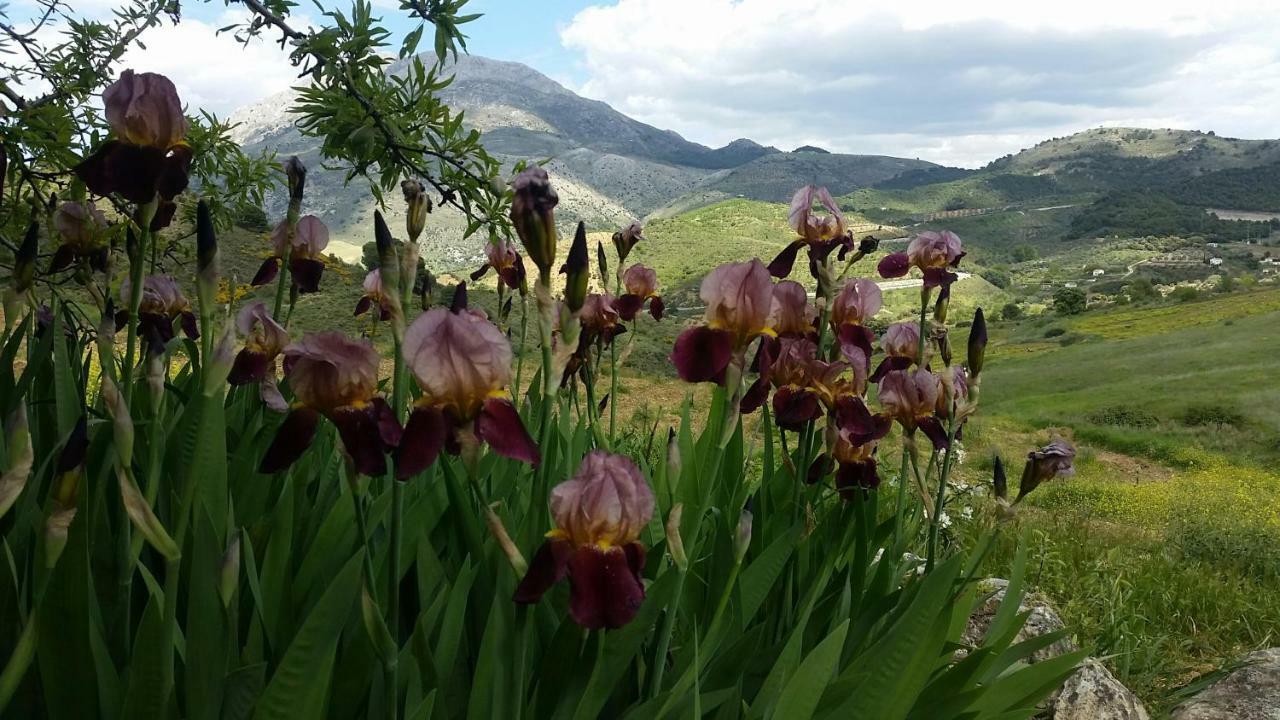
[11,0,1280,166]
[460,0,588,85]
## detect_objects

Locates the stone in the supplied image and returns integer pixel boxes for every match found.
[965,578,1149,720]
[962,578,1077,662]
[1054,658,1150,720]
[1171,648,1280,720]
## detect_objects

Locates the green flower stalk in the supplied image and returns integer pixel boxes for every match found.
[650,502,688,698]
[196,199,218,365]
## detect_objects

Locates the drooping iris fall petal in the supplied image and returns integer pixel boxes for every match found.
[477,397,540,466]
[566,544,646,630]
[259,408,320,474]
[671,326,733,384]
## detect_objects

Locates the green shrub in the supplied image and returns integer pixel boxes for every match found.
[1087,406,1160,428]
[1058,333,1085,346]
[1053,287,1087,315]
[1179,403,1247,428]
[1044,326,1067,338]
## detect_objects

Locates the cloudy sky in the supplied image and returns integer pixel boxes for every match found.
[10,0,1280,167]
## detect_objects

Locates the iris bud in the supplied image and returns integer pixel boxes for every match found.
[196,200,218,298]
[510,167,558,273]
[967,307,987,378]
[734,508,753,565]
[561,221,590,313]
[665,504,688,571]
[100,376,133,468]
[401,179,431,243]
[219,536,241,608]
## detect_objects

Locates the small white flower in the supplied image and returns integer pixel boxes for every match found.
[938,512,952,529]
[960,505,974,520]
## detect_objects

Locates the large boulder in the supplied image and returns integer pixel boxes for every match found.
[963,578,1077,662]
[966,578,1149,720]
[1054,658,1151,720]
[1171,648,1280,720]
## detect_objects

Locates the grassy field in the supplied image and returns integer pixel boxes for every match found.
[940,291,1280,710]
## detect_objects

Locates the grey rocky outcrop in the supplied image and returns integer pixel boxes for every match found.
[965,578,1149,720]
[1171,648,1280,720]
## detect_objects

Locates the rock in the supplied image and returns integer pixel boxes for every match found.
[963,578,1077,662]
[966,578,1149,720]
[1171,648,1280,720]
[1054,658,1150,720]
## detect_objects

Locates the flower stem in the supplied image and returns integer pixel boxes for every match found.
[349,485,380,605]
[916,287,932,366]
[533,270,557,526]
[386,480,403,719]
[513,606,531,718]
[647,565,687,698]
[272,203,299,322]
[116,203,154,659]
[925,417,958,572]
[891,445,911,550]
[515,294,528,399]
[608,340,619,443]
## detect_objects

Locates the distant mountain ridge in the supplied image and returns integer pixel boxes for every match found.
[227,54,936,263]
[228,56,1280,269]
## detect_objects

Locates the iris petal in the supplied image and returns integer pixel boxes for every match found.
[477,397,540,466]
[395,406,447,480]
[766,240,804,279]
[228,349,270,385]
[614,294,645,321]
[670,327,733,384]
[567,544,646,630]
[330,405,387,477]
[251,258,280,287]
[290,257,325,294]
[259,407,320,473]
[513,536,573,604]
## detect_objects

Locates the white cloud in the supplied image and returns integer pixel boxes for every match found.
[119,10,306,118]
[560,0,1280,166]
